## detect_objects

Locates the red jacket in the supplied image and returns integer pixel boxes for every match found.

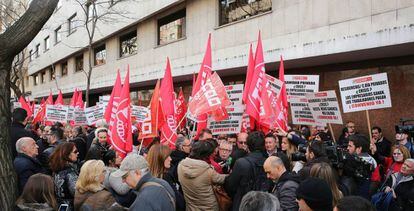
[371,157,403,182]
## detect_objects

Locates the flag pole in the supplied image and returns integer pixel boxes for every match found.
[328,123,336,143]
[138,138,144,155]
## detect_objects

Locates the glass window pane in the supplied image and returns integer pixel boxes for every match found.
[158,9,186,45]
[120,31,137,57]
[219,0,272,26]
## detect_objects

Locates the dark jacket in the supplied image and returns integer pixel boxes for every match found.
[230,146,247,168]
[10,122,36,159]
[271,171,300,211]
[163,170,185,211]
[86,129,96,152]
[129,172,175,211]
[85,142,108,161]
[36,138,49,155]
[70,135,87,161]
[298,156,330,180]
[224,151,268,211]
[375,137,392,158]
[13,153,46,193]
[53,163,79,211]
[39,140,63,174]
[385,172,414,211]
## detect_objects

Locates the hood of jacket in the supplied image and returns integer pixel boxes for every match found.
[179,157,211,179]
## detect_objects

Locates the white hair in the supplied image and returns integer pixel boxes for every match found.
[406,158,414,164]
[16,137,35,154]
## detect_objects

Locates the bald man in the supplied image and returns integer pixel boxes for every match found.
[13,137,45,193]
[264,156,300,210]
[230,132,249,167]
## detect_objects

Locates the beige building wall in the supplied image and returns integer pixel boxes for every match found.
[27,0,414,98]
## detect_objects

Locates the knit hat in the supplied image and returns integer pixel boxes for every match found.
[296,177,333,211]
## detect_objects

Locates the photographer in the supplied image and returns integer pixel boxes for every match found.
[298,140,330,180]
[342,134,377,199]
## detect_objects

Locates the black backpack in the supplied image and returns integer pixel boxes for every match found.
[244,156,271,192]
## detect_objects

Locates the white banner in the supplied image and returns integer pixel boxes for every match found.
[131,105,149,123]
[338,73,392,113]
[85,105,105,125]
[45,105,68,123]
[74,108,87,125]
[290,98,326,126]
[207,105,244,135]
[306,90,343,125]
[225,84,244,106]
[266,74,283,97]
[285,75,319,100]
[13,102,21,109]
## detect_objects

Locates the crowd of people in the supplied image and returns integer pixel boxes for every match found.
[9,107,414,211]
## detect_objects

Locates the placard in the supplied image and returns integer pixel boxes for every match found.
[207,105,244,135]
[338,73,391,113]
[45,105,68,122]
[131,106,149,123]
[290,98,325,126]
[74,108,87,125]
[225,84,244,106]
[306,91,343,125]
[285,75,319,100]
[266,74,283,97]
[85,105,105,125]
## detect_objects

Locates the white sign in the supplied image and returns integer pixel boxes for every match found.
[85,105,105,125]
[225,84,244,106]
[338,73,392,113]
[285,75,319,100]
[266,74,283,97]
[34,104,41,116]
[290,98,325,126]
[13,102,22,109]
[207,105,244,135]
[45,105,68,123]
[132,106,149,123]
[306,90,343,125]
[74,108,87,125]
[67,106,75,121]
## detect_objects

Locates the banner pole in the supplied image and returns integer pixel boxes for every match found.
[366,110,372,142]
[137,138,144,155]
[328,123,336,143]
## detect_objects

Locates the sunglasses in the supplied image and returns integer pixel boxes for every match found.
[238,141,247,145]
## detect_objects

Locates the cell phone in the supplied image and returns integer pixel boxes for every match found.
[58,204,69,211]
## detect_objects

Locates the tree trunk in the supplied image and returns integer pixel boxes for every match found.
[10,81,23,98]
[86,45,93,107]
[0,1,59,210]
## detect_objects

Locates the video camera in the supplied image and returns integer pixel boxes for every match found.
[395,118,414,140]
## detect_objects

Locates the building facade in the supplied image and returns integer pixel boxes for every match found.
[27,0,414,138]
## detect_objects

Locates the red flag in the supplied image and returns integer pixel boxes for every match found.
[110,69,133,157]
[69,89,78,107]
[40,98,45,105]
[259,76,279,129]
[243,44,255,104]
[277,56,288,130]
[140,80,164,140]
[75,91,84,108]
[46,91,53,105]
[104,70,122,123]
[246,32,266,122]
[188,72,231,117]
[19,96,32,117]
[175,88,187,129]
[159,58,177,147]
[55,90,64,105]
[33,92,53,124]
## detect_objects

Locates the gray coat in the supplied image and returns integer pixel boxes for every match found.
[271,171,300,211]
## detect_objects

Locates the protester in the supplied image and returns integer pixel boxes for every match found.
[85,127,109,161]
[296,177,333,211]
[239,191,281,211]
[280,136,302,172]
[338,121,357,147]
[230,132,248,167]
[10,108,36,159]
[39,126,64,170]
[383,158,414,210]
[36,125,50,155]
[264,133,279,157]
[298,140,330,180]
[334,196,375,211]
[103,149,122,168]
[225,131,271,211]
[395,128,414,157]
[147,144,185,211]
[227,134,237,146]
[178,141,226,211]
[86,119,108,151]
[49,142,79,210]
[69,126,87,161]
[263,156,300,210]
[371,126,392,157]
[310,162,343,207]
[215,140,233,174]
[198,128,213,141]
[205,138,224,174]
[112,153,175,211]
[169,136,191,191]
[16,173,57,211]
[74,160,121,210]
[14,137,45,194]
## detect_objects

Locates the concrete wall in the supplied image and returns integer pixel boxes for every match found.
[27,0,414,98]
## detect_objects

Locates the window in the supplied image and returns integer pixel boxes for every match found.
[44,36,50,51]
[50,68,55,81]
[61,61,68,76]
[33,74,39,86]
[35,44,40,57]
[158,9,186,45]
[219,0,272,26]
[40,71,46,83]
[29,50,33,61]
[68,13,81,34]
[120,31,137,57]
[94,44,106,65]
[55,26,62,43]
[75,55,84,72]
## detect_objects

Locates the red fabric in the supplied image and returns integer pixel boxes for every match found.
[19,96,32,117]
[33,92,53,125]
[245,32,265,122]
[207,156,223,174]
[75,90,84,108]
[371,158,403,182]
[69,89,78,107]
[105,70,122,123]
[175,88,187,129]
[276,56,288,131]
[110,69,133,157]
[160,58,178,148]
[139,80,164,139]
[259,76,279,129]
[243,43,255,104]
[54,90,64,105]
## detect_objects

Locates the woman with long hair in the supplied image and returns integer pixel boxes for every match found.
[74,160,121,211]
[147,144,185,211]
[310,162,343,207]
[49,142,79,211]
[280,136,302,172]
[16,173,57,211]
